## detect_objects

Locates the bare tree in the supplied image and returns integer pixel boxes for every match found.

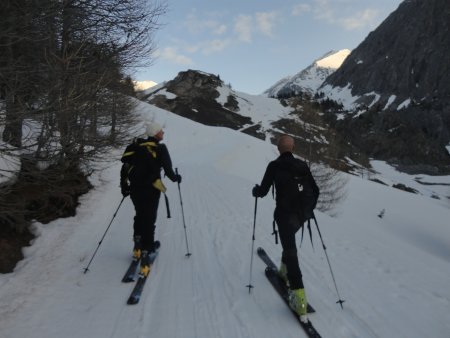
[0,0,167,241]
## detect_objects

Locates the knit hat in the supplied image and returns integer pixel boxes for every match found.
[145,122,163,137]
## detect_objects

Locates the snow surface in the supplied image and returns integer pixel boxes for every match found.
[216,84,294,134]
[315,50,351,69]
[1,100,450,338]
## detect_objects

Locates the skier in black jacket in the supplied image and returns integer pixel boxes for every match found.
[120,122,181,276]
[252,134,318,323]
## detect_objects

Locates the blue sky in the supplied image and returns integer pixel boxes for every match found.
[134,0,403,94]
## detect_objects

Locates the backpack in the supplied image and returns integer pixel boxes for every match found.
[275,159,319,221]
[121,139,160,187]
[271,158,320,246]
[292,171,320,221]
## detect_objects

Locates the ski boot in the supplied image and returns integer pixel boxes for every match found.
[289,288,308,323]
[139,250,151,277]
[132,235,142,261]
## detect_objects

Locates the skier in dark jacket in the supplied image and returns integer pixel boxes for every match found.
[120,122,181,276]
[252,134,318,322]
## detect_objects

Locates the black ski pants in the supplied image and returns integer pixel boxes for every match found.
[130,187,161,252]
[274,209,304,290]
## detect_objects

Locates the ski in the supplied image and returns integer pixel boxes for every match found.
[265,267,321,337]
[257,247,315,313]
[127,251,158,305]
[122,259,140,283]
[126,241,160,305]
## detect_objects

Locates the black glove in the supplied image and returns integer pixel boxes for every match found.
[121,184,130,197]
[175,174,182,183]
[252,184,260,197]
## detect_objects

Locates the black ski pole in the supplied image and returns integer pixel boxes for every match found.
[312,213,345,309]
[83,196,126,273]
[176,168,191,257]
[246,196,258,293]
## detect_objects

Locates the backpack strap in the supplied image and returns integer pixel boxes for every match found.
[164,193,171,219]
[140,141,158,158]
[272,219,279,244]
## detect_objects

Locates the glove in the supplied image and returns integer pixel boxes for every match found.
[175,174,182,183]
[252,184,260,197]
[121,184,130,197]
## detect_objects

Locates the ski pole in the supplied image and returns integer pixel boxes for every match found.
[312,213,345,309]
[175,168,191,257]
[83,196,125,273]
[246,196,258,293]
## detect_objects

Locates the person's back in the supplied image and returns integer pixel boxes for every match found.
[272,154,316,216]
[252,134,318,323]
[120,122,181,278]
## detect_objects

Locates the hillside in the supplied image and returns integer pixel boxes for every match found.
[319,0,450,170]
[0,100,449,338]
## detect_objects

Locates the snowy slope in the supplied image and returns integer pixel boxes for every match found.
[264,50,350,98]
[0,100,450,338]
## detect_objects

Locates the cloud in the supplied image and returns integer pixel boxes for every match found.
[294,0,381,31]
[234,14,253,42]
[202,39,231,54]
[256,12,277,37]
[234,11,278,42]
[313,0,335,23]
[155,47,193,65]
[292,4,312,16]
[185,12,228,36]
[339,8,379,30]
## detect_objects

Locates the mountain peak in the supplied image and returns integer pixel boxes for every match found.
[264,49,350,98]
[315,49,351,69]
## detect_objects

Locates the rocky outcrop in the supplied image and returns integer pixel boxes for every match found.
[145,70,251,129]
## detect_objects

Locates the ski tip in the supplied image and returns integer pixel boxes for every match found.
[127,297,139,305]
[256,247,264,254]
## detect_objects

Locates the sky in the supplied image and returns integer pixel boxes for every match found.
[1,96,450,338]
[133,0,404,94]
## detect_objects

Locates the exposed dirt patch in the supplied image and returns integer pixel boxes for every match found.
[0,161,92,273]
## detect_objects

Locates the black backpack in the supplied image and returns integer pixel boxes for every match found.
[272,158,320,246]
[275,159,319,221]
[121,139,160,186]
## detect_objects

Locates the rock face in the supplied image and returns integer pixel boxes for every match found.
[143,69,251,129]
[324,0,450,109]
[321,0,450,172]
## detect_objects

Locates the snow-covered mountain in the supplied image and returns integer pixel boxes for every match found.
[1,99,449,338]
[133,80,157,91]
[264,49,350,98]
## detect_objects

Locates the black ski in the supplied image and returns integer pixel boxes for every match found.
[122,259,140,283]
[257,247,315,313]
[127,242,160,305]
[265,267,321,338]
[127,252,158,305]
